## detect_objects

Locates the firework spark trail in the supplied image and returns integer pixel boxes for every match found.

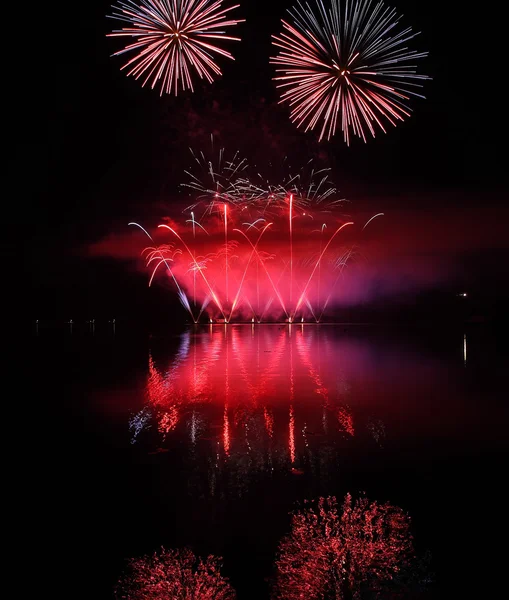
[234,228,289,320]
[294,221,354,317]
[230,223,273,318]
[271,0,430,143]
[183,145,343,216]
[224,204,229,303]
[129,222,194,317]
[196,295,211,321]
[145,245,183,286]
[158,223,227,319]
[108,0,244,95]
[289,193,294,306]
[362,212,384,230]
[317,223,326,312]
[305,297,319,323]
[182,140,249,207]
[187,211,196,305]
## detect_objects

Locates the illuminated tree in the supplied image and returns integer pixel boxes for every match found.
[273,494,413,599]
[115,547,236,599]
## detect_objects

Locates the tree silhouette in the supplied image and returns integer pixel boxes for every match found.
[115,547,236,600]
[273,494,413,600]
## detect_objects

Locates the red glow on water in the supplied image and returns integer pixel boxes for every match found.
[223,404,230,455]
[137,326,376,468]
[288,405,296,464]
[264,407,274,438]
[274,494,414,598]
[116,548,235,600]
[159,407,179,436]
[338,405,355,436]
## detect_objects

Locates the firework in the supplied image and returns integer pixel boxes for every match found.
[181,136,249,211]
[130,148,382,322]
[182,143,344,218]
[271,0,430,143]
[108,0,244,95]
[132,192,362,323]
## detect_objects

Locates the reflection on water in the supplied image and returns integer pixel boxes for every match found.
[128,324,458,497]
[274,494,415,600]
[116,548,236,600]
[30,323,507,598]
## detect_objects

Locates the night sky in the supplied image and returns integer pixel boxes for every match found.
[18,0,507,324]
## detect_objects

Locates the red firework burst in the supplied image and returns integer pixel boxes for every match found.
[108,0,244,95]
[271,0,430,144]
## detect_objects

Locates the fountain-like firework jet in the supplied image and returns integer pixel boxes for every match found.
[234,228,289,320]
[289,193,293,307]
[224,204,228,304]
[230,223,273,319]
[185,210,209,306]
[317,223,326,317]
[145,246,183,286]
[191,212,196,306]
[129,222,194,319]
[147,256,173,287]
[130,156,378,321]
[294,221,354,318]
[158,224,226,320]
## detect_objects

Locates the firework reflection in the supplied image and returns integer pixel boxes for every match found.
[130,325,388,495]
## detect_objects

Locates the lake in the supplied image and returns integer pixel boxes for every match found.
[30,323,507,598]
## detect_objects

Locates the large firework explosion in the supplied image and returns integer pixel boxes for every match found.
[130,147,383,323]
[107,0,244,95]
[271,0,430,143]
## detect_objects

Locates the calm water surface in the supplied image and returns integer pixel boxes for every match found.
[31,324,507,598]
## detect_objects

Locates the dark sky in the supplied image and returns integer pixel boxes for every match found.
[16,0,507,321]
